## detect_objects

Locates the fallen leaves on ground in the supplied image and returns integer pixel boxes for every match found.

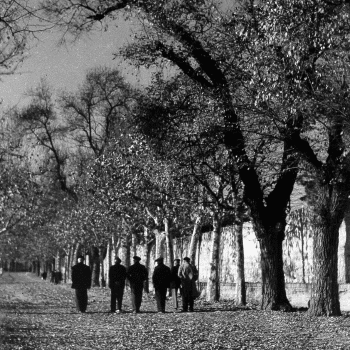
[1,273,350,350]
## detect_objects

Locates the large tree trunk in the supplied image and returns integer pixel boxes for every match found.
[188,215,201,264]
[206,211,221,302]
[259,232,291,311]
[235,221,246,306]
[164,217,174,268]
[308,186,347,316]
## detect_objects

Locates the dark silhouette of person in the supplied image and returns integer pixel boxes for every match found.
[71,255,91,313]
[126,256,148,313]
[108,257,127,313]
[178,257,198,312]
[170,258,181,310]
[152,257,171,313]
[41,271,47,280]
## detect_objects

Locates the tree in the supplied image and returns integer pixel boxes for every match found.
[39,0,299,311]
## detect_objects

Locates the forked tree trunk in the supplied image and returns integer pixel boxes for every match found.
[164,217,174,268]
[188,215,201,264]
[206,211,222,302]
[235,221,246,306]
[259,232,291,311]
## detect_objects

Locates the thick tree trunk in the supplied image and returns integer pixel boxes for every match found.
[259,233,291,311]
[206,211,221,302]
[235,221,246,306]
[164,217,174,268]
[188,215,201,264]
[308,223,340,316]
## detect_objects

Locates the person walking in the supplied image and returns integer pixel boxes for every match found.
[126,256,148,313]
[108,257,127,313]
[71,255,91,313]
[170,258,181,310]
[178,257,199,312]
[152,257,171,313]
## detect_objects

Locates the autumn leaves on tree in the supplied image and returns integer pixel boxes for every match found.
[2,0,350,317]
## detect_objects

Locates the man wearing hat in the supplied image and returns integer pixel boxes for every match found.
[108,257,127,313]
[126,256,148,313]
[152,257,171,313]
[178,257,199,312]
[71,255,91,313]
[170,258,181,310]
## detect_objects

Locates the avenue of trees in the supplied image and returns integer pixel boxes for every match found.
[1,0,350,317]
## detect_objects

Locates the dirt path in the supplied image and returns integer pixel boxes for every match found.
[1,273,350,349]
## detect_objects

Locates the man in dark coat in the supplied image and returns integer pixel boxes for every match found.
[178,257,199,312]
[108,257,127,313]
[170,258,181,310]
[126,256,148,313]
[152,257,171,313]
[71,255,91,313]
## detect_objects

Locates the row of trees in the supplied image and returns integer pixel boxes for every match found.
[1,0,350,316]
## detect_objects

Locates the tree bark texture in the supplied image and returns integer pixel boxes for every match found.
[206,211,221,302]
[91,246,100,287]
[259,233,291,311]
[188,215,201,264]
[235,222,246,306]
[155,229,165,259]
[344,209,350,283]
[164,217,174,268]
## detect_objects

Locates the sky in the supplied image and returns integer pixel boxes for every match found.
[0,17,149,109]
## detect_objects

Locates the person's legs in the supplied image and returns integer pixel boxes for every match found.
[160,287,167,312]
[155,289,162,312]
[172,287,178,309]
[130,286,137,312]
[116,287,124,311]
[134,285,143,312]
[75,289,88,312]
[189,296,194,312]
[110,288,117,312]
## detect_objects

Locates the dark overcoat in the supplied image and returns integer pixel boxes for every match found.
[71,263,91,290]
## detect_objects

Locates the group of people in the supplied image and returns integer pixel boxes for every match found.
[71,254,199,314]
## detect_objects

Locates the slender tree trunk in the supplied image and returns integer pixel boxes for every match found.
[72,243,81,265]
[206,211,221,302]
[188,215,201,264]
[106,240,112,287]
[155,229,165,258]
[112,232,121,259]
[120,221,131,268]
[99,246,106,287]
[344,209,350,283]
[131,233,137,257]
[235,221,246,306]
[164,217,174,268]
[91,246,100,287]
